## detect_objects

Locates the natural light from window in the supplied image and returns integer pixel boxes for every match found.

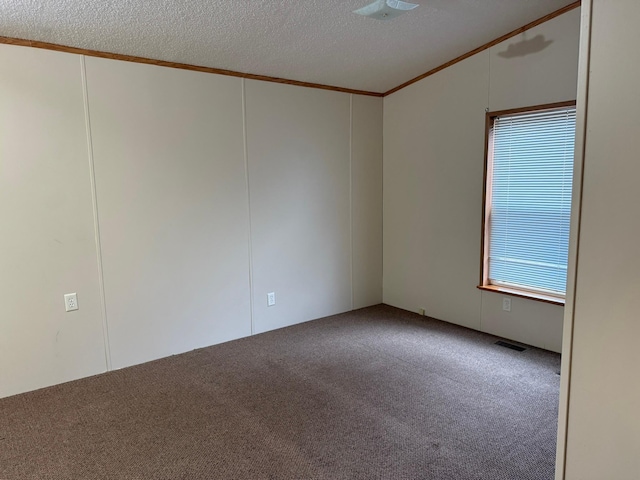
[481,104,576,302]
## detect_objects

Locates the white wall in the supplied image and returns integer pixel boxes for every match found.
[351,95,383,309]
[0,48,107,397]
[0,43,383,398]
[245,80,352,333]
[245,83,383,333]
[562,0,640,477]
[85,58,252,369]
[489,10,582,112]
[383,52,489,330]
[383,9,580,352]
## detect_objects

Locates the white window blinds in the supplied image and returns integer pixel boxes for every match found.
[488,106,576,295]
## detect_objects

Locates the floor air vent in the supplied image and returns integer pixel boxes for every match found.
[495,341,526,352]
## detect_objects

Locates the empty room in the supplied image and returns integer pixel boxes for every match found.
[1,1,638,479]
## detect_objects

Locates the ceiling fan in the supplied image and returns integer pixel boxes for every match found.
[353,0,419,20]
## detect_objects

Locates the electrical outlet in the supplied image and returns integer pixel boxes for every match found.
[502,297,511,312]
[418,308,426,316]
[64,293,78,312]
[267,292,276,307]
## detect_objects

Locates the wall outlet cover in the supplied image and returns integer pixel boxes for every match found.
[64,293,78,312]
[502,297,511,312]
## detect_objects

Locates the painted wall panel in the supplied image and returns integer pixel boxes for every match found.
[0,45,107,397]
[383,10,579,350]
[352,95,383,309]
[1,38,384,395]
[489,8,581,112]
[481,292,563,352]
[383,52,488,330]
[85,57,251,369]
[246,80,352,334]
[564,1,640,477]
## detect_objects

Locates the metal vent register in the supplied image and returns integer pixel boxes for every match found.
[495,341,527,352]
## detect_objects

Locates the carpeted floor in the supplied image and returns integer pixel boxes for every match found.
[0,305,561,479]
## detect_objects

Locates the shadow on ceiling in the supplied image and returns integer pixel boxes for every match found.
[497,34,553,58]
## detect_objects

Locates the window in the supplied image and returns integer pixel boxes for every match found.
[479,103,576,304]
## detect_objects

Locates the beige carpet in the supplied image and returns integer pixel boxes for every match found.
[0,305,561,479]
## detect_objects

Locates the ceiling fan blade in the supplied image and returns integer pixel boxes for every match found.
[386,0,419,11]
[353,0,419,19]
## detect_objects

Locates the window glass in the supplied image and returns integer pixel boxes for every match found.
[486,106,576,296]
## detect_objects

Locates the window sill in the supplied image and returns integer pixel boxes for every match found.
[477,284,565,306]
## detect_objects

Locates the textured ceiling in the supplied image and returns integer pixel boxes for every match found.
[1,0,576,93]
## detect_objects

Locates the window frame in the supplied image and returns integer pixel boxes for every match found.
[478,100,577,306]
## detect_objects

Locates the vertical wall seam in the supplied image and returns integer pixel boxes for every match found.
[80,55,112,371]
[242,78,256,335]
[380,95,385,304]
[350,94,354,310]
